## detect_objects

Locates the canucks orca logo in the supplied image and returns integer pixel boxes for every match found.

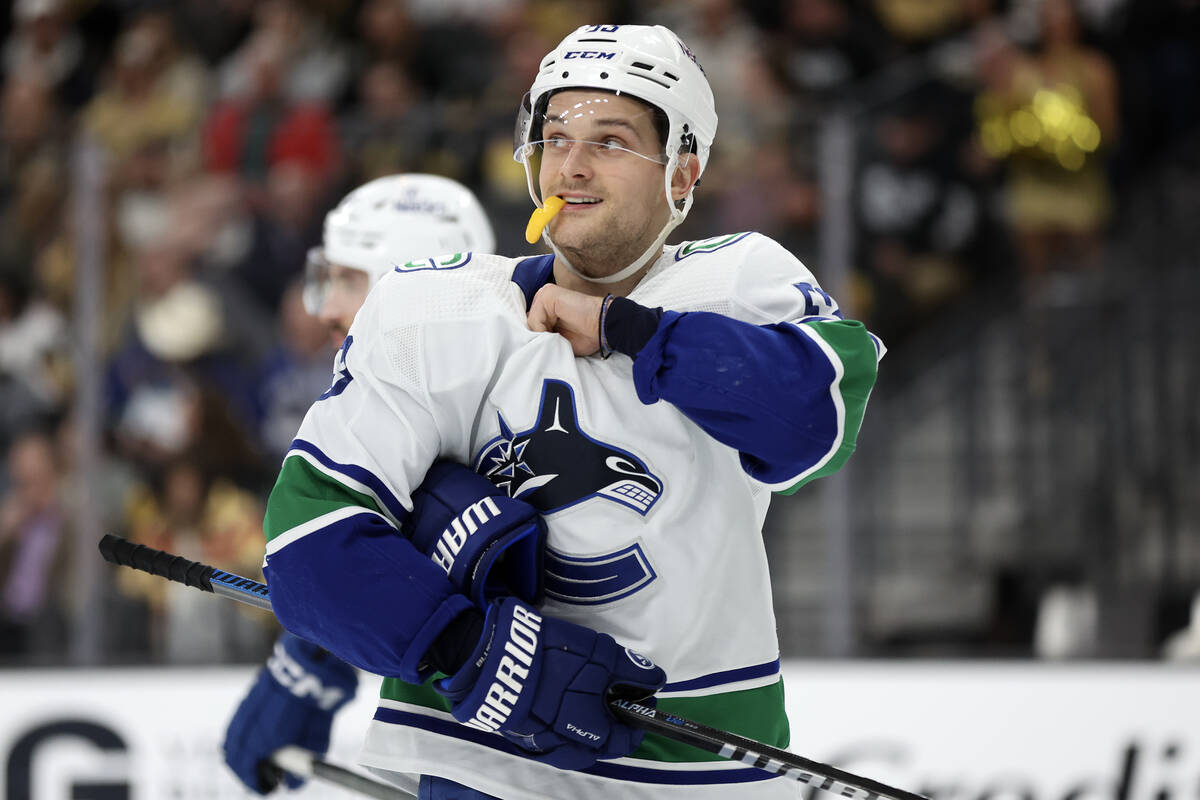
[473,379,661,515]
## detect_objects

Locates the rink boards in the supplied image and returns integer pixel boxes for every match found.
[0,662,1196,800]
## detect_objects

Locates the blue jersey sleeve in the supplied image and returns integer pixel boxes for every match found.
[628,310,880,488]
[263,451,473,684]
[607,233,884,490]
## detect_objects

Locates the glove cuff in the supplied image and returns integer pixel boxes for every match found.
[471,516,546,607]
[424,607,486,676]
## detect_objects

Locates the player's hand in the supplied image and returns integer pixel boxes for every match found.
[406,460,547,607]
[527,284,605,356]
[223,634,357,794]
[435,597,666,770]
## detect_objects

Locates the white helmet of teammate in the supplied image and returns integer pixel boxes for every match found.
[304,173,495,314]
[513,24,717,282]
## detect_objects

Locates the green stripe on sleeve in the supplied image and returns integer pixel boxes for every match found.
[264,455,385,542]
[777,318,879,495]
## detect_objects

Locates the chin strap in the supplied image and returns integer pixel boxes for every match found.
[544,213,676,285]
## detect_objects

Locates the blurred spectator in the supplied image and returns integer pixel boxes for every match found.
[396,0,501,102]
[132,11,213,125]
[1033,581,1099,659]
[233,160,327,314]
[1,0,95,110]
[203,28,340,189]
[106,239,266,489]
[706,139,820,258]
[473,23,555,254]
[404,0,523,26]
[856,87,981,343]
[0,430,69,660]
[338,59,438,185]
[169,0,255,67]
[167,174,254,274]
[256,280,336,462]
[973,2,1119,290]
[760,0,890,226]
[218,0,351,105]
[872,0,991,50]
[35,201,138,358]
[0,76,66,275]
[160,174,279,363]
[1163,591,1200,661]
[767,0,886,103]
[0,270,68,452]
[80,18,207,273]
[119,456,272,663]
[355,0,416,65]
[653,0,771,155]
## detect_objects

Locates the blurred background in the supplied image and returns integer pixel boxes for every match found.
[0,0,1197,674]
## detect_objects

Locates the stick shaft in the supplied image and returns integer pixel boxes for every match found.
[609,701,923,800]
[99,535,925,800]
[272,747,415,799]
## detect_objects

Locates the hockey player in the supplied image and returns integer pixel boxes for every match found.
[261,24,884,800]
[222,173,500,795]
[299,174,495,348]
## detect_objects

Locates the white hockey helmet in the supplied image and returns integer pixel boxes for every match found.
[514,24,718,226]
[305,173,495,313]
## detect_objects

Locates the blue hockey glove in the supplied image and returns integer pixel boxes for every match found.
[223,633,357,794]
[406,460,547,607]
[434,597,666,771]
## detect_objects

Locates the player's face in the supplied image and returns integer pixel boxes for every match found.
[316,263,370,346]
[537,91,675,275]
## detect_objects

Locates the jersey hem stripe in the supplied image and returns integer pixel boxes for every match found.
[371,707,781,785]
[661,659,780,695]
[372,699,778,772]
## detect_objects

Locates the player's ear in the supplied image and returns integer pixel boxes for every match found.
[670,153,701,202]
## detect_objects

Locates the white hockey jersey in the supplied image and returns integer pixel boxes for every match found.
[262,233,884,799]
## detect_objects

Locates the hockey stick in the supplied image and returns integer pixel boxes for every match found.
[99,534,926,800]
[94,536,411,800]
[270,747,414,799]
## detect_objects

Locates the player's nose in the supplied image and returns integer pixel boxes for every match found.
[557,142,594,179]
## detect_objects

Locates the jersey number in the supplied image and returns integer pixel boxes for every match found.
[793,282,843,318]
[318,335,354,401]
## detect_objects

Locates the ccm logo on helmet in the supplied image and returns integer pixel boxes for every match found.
[564,50,616,60]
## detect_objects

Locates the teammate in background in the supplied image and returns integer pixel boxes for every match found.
[222,173,497,795]
[262,24,885,800]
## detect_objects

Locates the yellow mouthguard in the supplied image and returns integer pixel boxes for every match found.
[525,196,567,244]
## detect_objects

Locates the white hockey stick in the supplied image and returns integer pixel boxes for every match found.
[99,535,927,800]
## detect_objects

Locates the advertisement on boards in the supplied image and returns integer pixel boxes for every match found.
[0,663,1196,800]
